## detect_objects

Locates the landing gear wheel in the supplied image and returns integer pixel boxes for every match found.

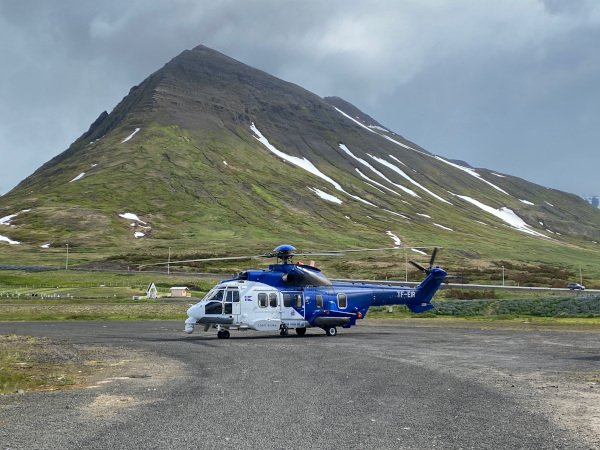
[280,327,289,336]
[217,330,230,339]
[325,326,337,337]
[295,327,307,336]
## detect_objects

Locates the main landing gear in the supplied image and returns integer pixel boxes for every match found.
[217,329,230,339]
[280,326,307,336]
[324,326,337,337]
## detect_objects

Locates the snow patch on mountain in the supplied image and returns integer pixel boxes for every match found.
[339,145,403,196]
[388,155,407,167]
[118,212,147,224]
[334,108,423,153]
[380,134,421,153]
[433,223,453,231]
[334,107,378,135]
[368,125,389,133]
[121,128,140,143]
[0,234,20,245]
[386,231,402,247]
[354,169,397,196]
[457,195,547,238]
[384,209,409,219]
[1,209,31,226]
[0,213,18,226]
[251,124,375,207]
[434,156,509,195]
[70,172,86,183]
[438,159,503,190]
[519,199,535,205]
[362,180,385,194]
[308,187,343,204]
[369,154,451,204]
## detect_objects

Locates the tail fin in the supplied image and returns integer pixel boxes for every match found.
[407,267,446,313]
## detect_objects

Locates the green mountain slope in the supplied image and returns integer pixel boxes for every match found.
[1,45,599,283]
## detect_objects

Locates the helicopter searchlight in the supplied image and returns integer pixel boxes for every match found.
[181,244,446,338]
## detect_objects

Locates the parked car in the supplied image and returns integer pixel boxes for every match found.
[567,282,585,290]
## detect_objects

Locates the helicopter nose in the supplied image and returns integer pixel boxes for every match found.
[187,303,203,318]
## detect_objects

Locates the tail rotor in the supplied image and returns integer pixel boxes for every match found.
[409,247,439,275]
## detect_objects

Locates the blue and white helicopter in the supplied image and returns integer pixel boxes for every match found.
[180,244,447,338]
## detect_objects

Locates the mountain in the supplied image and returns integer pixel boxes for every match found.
[1,45,599,279]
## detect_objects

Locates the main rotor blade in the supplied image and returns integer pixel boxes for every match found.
[409,260,428,273]
[429,247,438,268]
[140,254,268,267]
[293,251,346,257]
[300,246,440,255]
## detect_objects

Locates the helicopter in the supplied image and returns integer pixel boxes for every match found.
[175,244,447,338]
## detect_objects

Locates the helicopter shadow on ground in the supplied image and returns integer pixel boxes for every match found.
[570,354,600,362]
[152,329,396,345]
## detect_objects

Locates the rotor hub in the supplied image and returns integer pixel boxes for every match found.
[272,244,296,264]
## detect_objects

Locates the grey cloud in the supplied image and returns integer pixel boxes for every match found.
[1,0,599,196]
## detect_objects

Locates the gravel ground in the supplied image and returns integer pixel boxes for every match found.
[0,320,599,449]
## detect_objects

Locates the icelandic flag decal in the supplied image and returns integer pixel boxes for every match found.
[244,295,253,302]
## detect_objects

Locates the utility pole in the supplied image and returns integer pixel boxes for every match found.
[168,247,171,275]
[580,266,583,285]
[405,250,408,282]
[502,266,505,286]
[65,244,69,270]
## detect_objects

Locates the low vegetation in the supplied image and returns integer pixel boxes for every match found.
[1,335,79,394]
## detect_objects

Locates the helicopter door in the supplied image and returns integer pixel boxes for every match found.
[224,288,241,321]
[280,291,305,321]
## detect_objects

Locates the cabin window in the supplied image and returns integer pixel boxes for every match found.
[316,294,323,308]
[258,293,268,308]
[283,293,302,307]
[205,301,223,315]
[337,293,347,309]
[269,293,278,307]
[226,289,240,302]
[283,294,292,307]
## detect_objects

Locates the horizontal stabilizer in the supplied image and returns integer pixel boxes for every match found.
[406,302,434,313]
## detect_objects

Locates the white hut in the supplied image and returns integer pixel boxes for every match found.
[170,286,191,297]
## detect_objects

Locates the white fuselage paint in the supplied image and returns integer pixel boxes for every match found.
[185,280,308,333]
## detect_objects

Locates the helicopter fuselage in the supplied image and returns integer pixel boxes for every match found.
[184,262,446,338]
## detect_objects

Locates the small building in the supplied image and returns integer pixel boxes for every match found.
[170,286,191,297]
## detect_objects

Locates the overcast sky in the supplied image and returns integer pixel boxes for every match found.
[1,0,599,197]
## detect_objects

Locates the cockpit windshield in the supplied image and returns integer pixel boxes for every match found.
[204,288,225,302]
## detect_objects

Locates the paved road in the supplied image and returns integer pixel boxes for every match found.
[1,321,599,449]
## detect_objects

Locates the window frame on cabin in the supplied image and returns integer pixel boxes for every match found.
[337,293,347,309]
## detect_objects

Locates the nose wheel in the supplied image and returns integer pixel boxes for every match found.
[217,330,230,339]
[324,326,337,337]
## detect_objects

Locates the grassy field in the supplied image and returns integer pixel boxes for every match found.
[1,334,88,394]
